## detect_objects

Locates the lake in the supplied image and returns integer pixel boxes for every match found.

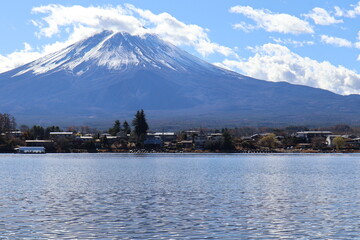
[1,153,360,239]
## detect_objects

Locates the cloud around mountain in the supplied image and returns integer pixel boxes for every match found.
[0,3,360,95]
[2,30,360,127]
[216,43,360,95]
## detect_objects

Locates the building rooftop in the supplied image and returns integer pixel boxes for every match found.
[16,146,46,153]
[50,132,73,135]
[148,132,176,136]
[25,140,54,143]
[296,131,332,134]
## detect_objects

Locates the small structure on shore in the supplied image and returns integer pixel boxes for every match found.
[16,147,46,154]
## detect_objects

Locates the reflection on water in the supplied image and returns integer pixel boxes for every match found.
[1,153,360,239]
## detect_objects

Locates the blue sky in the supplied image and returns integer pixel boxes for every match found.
[1,0,360,95]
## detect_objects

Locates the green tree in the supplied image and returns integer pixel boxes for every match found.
[205,140,222,151]
[29,125,45,140]
[222,129,235,151]
[123,121,131,135]
[109,120,121,136]
[45,126,62,138]
[20,125,29,132]
[132,109,149,145]
[333,136,345,151]
[101,135,110,149]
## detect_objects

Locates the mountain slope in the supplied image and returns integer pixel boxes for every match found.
[0,30,360,128]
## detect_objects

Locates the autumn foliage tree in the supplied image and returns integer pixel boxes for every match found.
[258,133,280,149]
[333,136,345,151]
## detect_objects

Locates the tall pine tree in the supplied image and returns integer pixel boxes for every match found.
[132,110,149,145]
[109,120,121,136]
[123,121,131,134]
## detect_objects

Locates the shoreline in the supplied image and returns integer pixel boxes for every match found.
[3,150,360,154]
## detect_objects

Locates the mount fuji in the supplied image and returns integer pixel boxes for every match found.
[1,30,360,128]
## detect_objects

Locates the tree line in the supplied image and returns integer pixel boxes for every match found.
[3,109,360,153]
[0,109,149,140]
[0,113,16,133]
[108,109,149,146]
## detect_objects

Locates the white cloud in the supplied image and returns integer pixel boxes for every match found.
[321,35,353,47]
[0,24,100,73]
[304,7,343,25]
[219,43,360,95]
[0,4,238,73]
[233,22,257,32]
[31,4,144,38]
[319,32,360,51]
[0,43,43,73]
[229,5,314,34]
[270,37,315,47]
[334,2,360,18]
[125,4,236,57]
[31,4,237,58]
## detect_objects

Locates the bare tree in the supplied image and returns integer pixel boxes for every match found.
[0,113,16,133]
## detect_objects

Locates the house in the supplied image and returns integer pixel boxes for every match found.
[76,135,94,142]
[184,130,200,140]
[177,140,193,150]
[248,133,273,141]
[49,132,74,139]
[208,133,223,141]
[144,136,163,148]
[116,131,127,138]
[147,132,177,142]
[25,140,54,148]
[295,131,332,142]
[16,146,45,154]
[6,131,23,138]
[194,135,207,149]
[347,138,360,149]
[100,134,120,144]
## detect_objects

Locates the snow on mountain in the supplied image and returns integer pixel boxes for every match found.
[13,30,220,77]
[1,30,360,128]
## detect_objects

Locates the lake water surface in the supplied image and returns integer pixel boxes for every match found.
[1,153,360,239]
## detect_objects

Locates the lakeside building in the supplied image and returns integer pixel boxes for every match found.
[295,131,332,142]
[194,135,207,149]
[50,132,74,139]
[7,131,23,138]
[177,140,193,150]
[16,146,45,154]
[25,140,54,148]
[208,133,224,141]
[75,135,94,142]
[147,132,177,142]
[144,136,163,148]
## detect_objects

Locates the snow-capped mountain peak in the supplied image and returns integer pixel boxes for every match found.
[2,29,358,127]
[14,30,216,77]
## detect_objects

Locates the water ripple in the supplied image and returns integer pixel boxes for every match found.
[1,153,360,238]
